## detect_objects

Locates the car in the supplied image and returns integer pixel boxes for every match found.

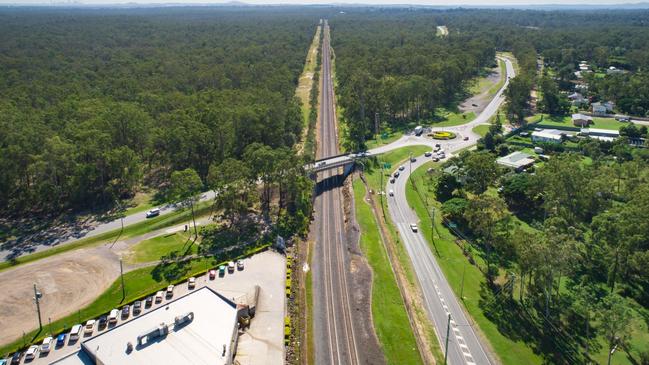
[424,151,432,157]
[410,157,416,162]
[463,136,469,141]
[155,291,164,303]
[133,301,142,315]
[410,223,418,232]
[389,178,395,184]
[56,333,67,347]
[389,189,394,196]
[166,285,174,298]
[219,265,226,276]
[84,319,95,335]
[471,103,478,107]
[435,143,441,148]
[236,260,244,270]
[69,324,82,341]
[121,305,130,319]
[145,296,153,308]
[108,309,119,324]
[432,157,439,162]
[40,336,53,353]
[98,315,108,329]
[25,345,38,360]
[393,171,400,178]
[188,277,196,289]
[434,146,441,152]
[10,352,22,365]
[209,269,217,280]
[145,208,160,218]
[227,261,235,273]
[398,165,405,171]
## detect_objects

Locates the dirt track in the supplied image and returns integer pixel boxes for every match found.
[0,246,119,346]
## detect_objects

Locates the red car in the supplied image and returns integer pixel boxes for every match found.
[209,269,216,280]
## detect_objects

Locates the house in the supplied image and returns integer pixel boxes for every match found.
[497,151,536,171]
[532,129,564,144]
[592,101,614,115]
[572,113,593,127]
[581,128,620,142]
[568,92,587,107]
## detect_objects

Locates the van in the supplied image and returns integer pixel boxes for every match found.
[69,324,82,341]
[108,309,119,324]
[145,208,160,218]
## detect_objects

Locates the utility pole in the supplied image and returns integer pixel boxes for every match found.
[444,313,451,365]
[120,258,125,300]
[33,283,42,331]
[375,112,380,144]
[431,207,435,248]
[460,262,466,300]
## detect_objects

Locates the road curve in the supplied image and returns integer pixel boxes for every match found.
[383,56,515,365]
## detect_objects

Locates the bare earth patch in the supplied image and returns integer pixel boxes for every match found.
[0,245,120,345]
[460,63,503,115]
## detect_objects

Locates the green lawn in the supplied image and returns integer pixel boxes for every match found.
[365,146,431,190]
[366,130,404,150]
[472,124,491,137]
[432,109,477,127]
[528,114,626,131]
[123,191,157,216]
[406,161,543,365]
[0,201,213,272]
[127,231,199,264]
[353,180,423,365]
[296,25,321,126]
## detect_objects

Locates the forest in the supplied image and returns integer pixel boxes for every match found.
[0,7,321,233]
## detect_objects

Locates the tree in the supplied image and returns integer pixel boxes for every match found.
[170,168,203,238]
[464,151,499,194]
[435,172,460,202]
[597,294,632,365]
[208,158,256,230]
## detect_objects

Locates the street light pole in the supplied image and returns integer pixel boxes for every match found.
[460,262,466,300]
[33,283,43,331]
[444,313,452,365]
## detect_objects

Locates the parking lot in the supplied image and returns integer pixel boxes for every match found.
[8,250,286,365]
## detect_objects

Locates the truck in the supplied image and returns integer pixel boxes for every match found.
[414,126,423,136]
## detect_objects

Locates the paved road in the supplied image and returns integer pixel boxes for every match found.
[312,21,361,365]
[382,56,516,365]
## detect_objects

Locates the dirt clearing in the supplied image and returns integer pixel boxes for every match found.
[0,246,119,346]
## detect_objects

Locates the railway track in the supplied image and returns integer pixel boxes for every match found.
[313,20,360,365]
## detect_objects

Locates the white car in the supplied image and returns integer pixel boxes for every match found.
[389,189,394,196]
[166,285,174,298]
[188,277,196,289]
[155,291,164,303]
[84,319,95,335]
[25,345,39,360]
[145,208,160,218]
[108,309,119,324]
[228,261,235,273]
[40,336,53,353]
[410,223,418,232]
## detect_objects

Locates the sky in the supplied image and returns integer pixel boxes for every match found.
[0,0,644,6]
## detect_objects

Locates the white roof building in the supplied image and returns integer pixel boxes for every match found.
[532,129,564,143]
[497,151,536,170]
[581,128,620,142]
[52,287,240,365]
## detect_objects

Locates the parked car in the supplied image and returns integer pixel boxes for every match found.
[432,157,440,162]
[219,265,226,276]
[121,305,130,319]
[133,301,142,315]
[69,324,82,341]
[108,309,119,324]
[424,151,432,157]
[145,296,153,308]
[410,223,418,232]
[236,260,244,271]
[463,136,469,141]
[188,277,196,289]
[40,336,53,353]
[435,143,441,148]
[389,178,395,184]
[10,352,22,365]
[227,261,235,273]
[389,189,394,197]
[98,315,108,330]
[25,346,38,361]
[398,165,405,171]
[56,333,67,347]
[84,319,95,335]
[209,269,217,280]
[155,291,164,303]
[145,208,160,218]
[166,285,174,298]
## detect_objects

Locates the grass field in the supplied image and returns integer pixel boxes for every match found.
[472,124,491,137]
[296,25,321,126]
[433,109,477,127]
[0,201,213,272]
[353,180,423,365]
[127,231,199,264]
[488,59,507,96]
[527,114,626,131]
[406,161,543,365]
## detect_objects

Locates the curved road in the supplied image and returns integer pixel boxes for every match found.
[381,57,515,365]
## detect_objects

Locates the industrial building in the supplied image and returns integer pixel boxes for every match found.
[51,287,240,365]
